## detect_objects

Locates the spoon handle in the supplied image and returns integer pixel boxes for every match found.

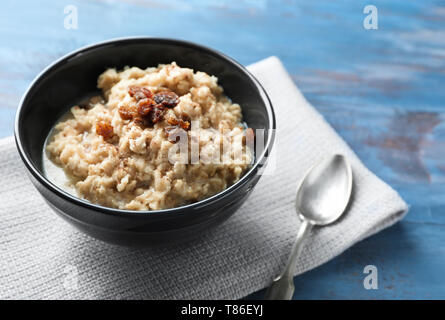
[264,219,313,300]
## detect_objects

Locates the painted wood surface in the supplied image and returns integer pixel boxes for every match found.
[1,0,444,299]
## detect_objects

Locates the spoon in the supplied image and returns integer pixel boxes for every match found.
[264,154,353,300]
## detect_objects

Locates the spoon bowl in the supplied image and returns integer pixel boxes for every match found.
[297,154,353,225]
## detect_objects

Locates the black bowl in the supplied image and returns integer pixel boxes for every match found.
[14,37,275,246]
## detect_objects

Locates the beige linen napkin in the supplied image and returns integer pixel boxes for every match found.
[0,57,407,299]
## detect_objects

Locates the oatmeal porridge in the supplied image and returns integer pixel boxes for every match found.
[45,62,253,210]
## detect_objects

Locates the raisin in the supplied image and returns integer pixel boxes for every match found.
[129,86,153,101]
[166,114,190,130]
[118,105,136,120]
[154,91,179,107]
[141,87,153,98]
[137,98,155,117]
[96,120,114,140]
[133,117,147,127]
[148,105,164,124]
[179,114,191,131]
[166,116,179,126]
[179,119,190,130]
[124,87,182,129]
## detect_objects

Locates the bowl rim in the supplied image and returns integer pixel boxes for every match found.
[14,36,276,218]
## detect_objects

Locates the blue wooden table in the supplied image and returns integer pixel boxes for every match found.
[1,0,444,299]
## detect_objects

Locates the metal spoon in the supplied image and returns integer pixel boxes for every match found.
[264,154,353,300]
